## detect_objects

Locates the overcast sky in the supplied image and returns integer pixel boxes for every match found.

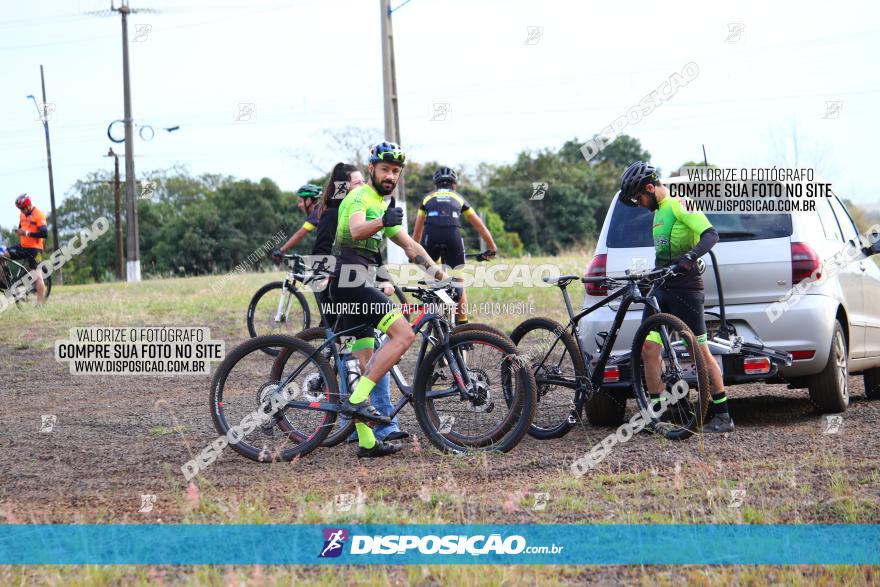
[2,0,878,229]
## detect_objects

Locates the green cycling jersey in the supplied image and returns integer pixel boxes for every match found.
[333,184,402,269]
[652,197,712,266]
[652,196,713,291]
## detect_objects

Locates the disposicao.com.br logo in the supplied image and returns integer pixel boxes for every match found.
[320,529,564,557]
[319,528,348,558]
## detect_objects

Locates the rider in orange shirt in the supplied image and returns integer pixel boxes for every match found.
[4,194,49,303]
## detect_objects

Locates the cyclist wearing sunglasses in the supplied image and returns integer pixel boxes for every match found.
[412,166,497,327]
[330,141,449,458]
[618,161,733,433]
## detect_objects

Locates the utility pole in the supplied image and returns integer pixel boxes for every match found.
[87,1,156,281]
[112,0,141,282]
[105,148,124,280]
[27,66,61,282]
[380,0,408,264]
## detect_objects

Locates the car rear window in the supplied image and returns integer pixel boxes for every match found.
[606,200,793,247]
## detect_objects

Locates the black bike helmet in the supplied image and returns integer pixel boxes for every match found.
[432,166,458,187]
[618,161,658,207]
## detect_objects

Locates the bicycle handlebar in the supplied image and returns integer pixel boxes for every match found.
[464,251,496,262]
[579,265,680,286]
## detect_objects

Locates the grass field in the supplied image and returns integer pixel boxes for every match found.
[1,255,877,585]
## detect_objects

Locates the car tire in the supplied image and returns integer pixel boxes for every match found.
[808,320,849,413]
[864,367,880,400]
[584,389,626,426]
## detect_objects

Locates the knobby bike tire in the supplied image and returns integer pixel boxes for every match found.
[411,330,537,453]
[511,317,587,439]
[630,313,711,441]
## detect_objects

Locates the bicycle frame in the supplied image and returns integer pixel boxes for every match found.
[534,276,684,405]
[266,308,474,420]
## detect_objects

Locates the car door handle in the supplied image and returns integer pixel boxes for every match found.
[860,263,867,272]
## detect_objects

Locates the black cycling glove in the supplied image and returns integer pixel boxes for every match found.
[382,207,404,227]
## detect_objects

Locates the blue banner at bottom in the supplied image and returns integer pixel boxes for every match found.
[0,524,877,565]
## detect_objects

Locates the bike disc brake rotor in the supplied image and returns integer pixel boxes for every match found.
[302,372,325,401]
[255,381,282,434]
[466,367,493,413]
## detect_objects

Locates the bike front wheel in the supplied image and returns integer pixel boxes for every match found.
[246,281,310,355]
[630,313,711,441]
[412,330,537,453]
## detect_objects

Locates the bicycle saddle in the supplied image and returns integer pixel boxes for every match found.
[543,275,579,287]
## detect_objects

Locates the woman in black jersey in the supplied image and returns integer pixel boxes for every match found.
[312,163,363,256]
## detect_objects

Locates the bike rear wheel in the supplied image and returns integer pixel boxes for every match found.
[511,317,587,439]
[412,330,536,453]
[246,281,310,355]
[630,313,711,441]
[209,334,337,462]
[295,327,358,447]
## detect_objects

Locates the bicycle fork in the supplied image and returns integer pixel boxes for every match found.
[274,279,293,322]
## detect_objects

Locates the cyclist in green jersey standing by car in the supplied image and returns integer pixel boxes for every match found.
[411,167,497,326]
[330,141,450,458]
[617,161,733,433]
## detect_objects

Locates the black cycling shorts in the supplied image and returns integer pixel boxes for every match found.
[328,278,403,342]
[7,246,42,270]
[641,288,707,344]
[422,228,465,269]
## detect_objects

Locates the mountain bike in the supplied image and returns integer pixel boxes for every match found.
[210,283,537,460]
[296,300,516,447]
[511,266,711,441]
[0,254,52,305]
[246,253,409,354]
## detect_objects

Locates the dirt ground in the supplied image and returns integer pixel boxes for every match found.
[2,328,878,525]
[2,325,878,584]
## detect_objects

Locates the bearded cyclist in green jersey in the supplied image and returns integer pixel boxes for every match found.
[330,141,450,458]
[618,161,733,433]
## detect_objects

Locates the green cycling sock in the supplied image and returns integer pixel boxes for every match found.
[712,393,729,414]
[349,376,377,405]
[355,422,376,449]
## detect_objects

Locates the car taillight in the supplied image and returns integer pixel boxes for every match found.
[603,365,620,382]
[585,254,607,296]
[791,242,821,284]
[790,350,816,361]
[743,357,771,374]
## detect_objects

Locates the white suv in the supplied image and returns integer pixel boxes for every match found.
[580,177,880,421]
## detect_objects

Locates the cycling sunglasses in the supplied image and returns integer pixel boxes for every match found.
[375,150,406,163]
